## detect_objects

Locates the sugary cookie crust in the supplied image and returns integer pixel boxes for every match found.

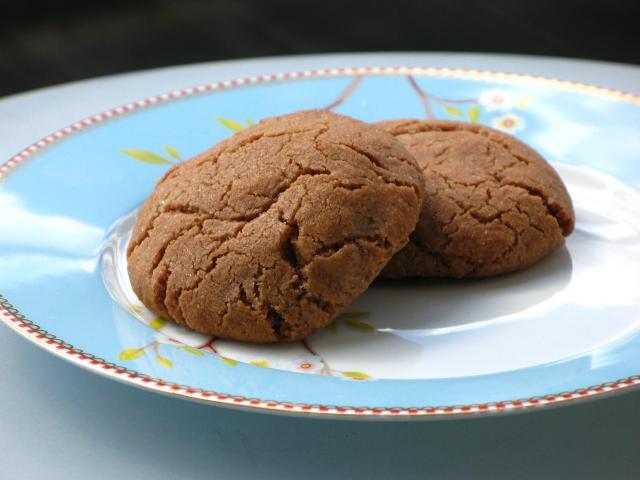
[127,110,424,342]
[379,119,575,278]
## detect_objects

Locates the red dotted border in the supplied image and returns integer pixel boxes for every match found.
[1,66,639,417]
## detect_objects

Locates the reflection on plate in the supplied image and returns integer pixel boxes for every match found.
[1,66,640,417]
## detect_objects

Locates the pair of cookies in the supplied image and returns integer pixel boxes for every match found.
[127,110,574,343]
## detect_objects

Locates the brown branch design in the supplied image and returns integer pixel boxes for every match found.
[406,74,479,120]
[325,76,363,110]
[323,74,479,123]
[199,336,219,354]
[301,313,374,380]
[407,74,435,118]
[302,338,333,375]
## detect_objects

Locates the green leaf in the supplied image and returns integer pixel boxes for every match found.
[222,357,238,366]
[342,370,371,380]
[517,95,535,109]
[120,149,172,165]
[468,105,480,123]
[164,145,181,160]
[149,317,166,330]
[345,319,375,332]
[245,118,256,126]
[216,117,246,132]
[340,311,370,319]
[119,348,145,361]
[250,360,269,368]
[325,320,337,331]
[444,106,462,116]
[182,346,205,356]
[156,355,173,368]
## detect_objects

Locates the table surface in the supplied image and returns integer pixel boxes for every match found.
[1,53,639,480]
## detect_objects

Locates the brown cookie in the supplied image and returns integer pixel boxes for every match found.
[378,119,575,278]
[127,110,424,342]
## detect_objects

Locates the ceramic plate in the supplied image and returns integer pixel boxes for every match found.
[2,67,640,418]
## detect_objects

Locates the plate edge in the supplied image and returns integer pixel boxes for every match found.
[1,65,640,418]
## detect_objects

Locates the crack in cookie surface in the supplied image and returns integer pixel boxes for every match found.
[128,110,424,342]
[378,119,575,279]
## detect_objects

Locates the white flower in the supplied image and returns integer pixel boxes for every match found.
[491,114,526,133]
[478,89,517,112]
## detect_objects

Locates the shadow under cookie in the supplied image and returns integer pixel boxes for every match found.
[370,245,573,330]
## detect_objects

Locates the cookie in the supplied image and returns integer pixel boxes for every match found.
[378,119,574,278]
[127,110,424,342]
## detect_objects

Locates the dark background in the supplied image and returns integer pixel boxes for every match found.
[1,0,639,97]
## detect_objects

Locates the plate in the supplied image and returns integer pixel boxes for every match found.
[1,66,639,418]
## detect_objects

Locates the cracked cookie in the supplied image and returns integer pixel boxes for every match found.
[378,119,574,278]
[127,110,424,342]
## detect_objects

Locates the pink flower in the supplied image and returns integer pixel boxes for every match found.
[290,358,322,374]
[492,114,526,133]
